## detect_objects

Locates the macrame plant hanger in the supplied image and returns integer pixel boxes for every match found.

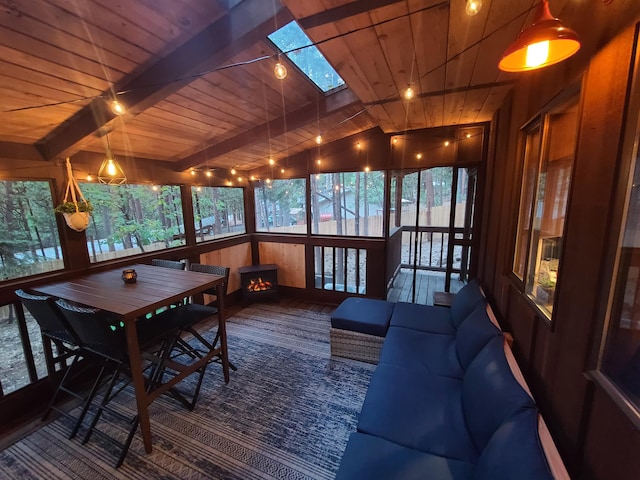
[60,157,91,232]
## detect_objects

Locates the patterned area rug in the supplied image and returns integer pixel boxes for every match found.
[0,300,375,479]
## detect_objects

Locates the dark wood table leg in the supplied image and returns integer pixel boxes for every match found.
[217,283,230,384]
[124,318,153,453]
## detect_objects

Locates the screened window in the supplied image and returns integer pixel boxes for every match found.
[512,94,580,319]
[81,183,185,263]
[254,178,307,233]
[600,49,640,411]
[0,180,63,281]
[310,171,384,237]
[192,186,246,241]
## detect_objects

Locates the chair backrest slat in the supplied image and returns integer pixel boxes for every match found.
[190,263,230,297]
[151,259,185,270]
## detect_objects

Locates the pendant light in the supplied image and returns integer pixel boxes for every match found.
[498,0,580,72]
[274,58,287,80]
[98,135,127,185]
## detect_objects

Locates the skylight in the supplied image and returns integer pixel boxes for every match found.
[268,21,345,93]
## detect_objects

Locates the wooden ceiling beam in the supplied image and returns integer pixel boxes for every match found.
[35,0,293,162]
[174,88,361,171]
[298,0,407,29]
[0,141,46,162]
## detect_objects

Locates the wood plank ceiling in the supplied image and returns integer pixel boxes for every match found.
[1,0,579,174]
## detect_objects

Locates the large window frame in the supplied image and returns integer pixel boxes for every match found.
[512,90,581,321]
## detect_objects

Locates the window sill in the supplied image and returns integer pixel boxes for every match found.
[587,370,640,431]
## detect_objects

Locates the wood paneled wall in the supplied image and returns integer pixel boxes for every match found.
[477,20,640,480]
[199,243,252,294]
[257,241,306,288]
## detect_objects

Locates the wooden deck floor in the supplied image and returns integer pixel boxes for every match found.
[387,269,464,305]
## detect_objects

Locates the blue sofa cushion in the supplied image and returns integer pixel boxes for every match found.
[455,303,502,370]
[389,302,456,334]
[473,409,554,480]
[331,297,395,337]
[358,363,478,462]
[336,432,475,480]
[462,337,536,452]
[450,279,485,329]
[379,326,463,378]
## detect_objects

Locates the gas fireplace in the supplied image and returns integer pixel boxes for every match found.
[238,264,278,303]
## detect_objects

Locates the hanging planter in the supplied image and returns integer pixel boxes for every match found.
[55,158,94,232]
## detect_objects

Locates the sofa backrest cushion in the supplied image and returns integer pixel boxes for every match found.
[462,337,536,452]
[455,303,502,370]
[473,409,554,480]
[451,279,486,329]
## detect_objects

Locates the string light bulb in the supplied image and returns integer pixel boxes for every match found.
[110,99,126,116]
[190,169,196,176]
[206,170,212,177]
[364,166,370,172]
[230,168,236,175]
[268,158,275,166]
[86,174,93,181]
[274,61,287,80]
[281,168,285,174]
[444,141,450,147]
[416,153,423,160]
[315,135,322,144]
[465,0,482,16]
[404,85,415,100]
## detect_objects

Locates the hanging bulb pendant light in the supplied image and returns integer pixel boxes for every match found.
[498,0,581,72]
[274,60,287,80]
[98,135,127,185]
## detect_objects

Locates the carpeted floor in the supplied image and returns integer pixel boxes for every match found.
[0,300,375,479]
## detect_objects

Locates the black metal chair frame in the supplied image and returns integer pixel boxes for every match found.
[55,298,205,467]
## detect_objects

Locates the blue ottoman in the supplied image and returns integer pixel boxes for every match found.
[330,298,395,364]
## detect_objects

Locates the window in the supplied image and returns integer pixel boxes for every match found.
[599,48,640,412]
[512,94,580,319]
[268,21,345,93]
[0,180,63,281]
[192,186,245,241]
[82,183,185,263]
[254,178,307,233]
[310,171,385,237]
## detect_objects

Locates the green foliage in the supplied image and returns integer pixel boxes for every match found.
[54,200,94,214]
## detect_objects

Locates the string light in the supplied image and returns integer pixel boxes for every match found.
[416,153,422,159]
[315,135,322,144]
[444,141,450,147]
[152,185,158,191]
[206,170,212,177]
[250,175,256,181]
[230,167,236,175]
[317,159,322,165]
[403,85,415,100]
[274,61,287,80]
[190,169,196,176]
[110,99,126,116]
[465,0,482,16]
[364,166,370,172]
[268,158,275,166]
[465,133,472,138]
[280,168,285,174]
[86,174,93,181]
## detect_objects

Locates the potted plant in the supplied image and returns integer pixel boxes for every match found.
[55,200,94,232]
[55,158,93,232]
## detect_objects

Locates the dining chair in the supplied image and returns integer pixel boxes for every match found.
[159,263,237,372]
[151,258,185,270]
[15,289,98,439]
[55,299,204,467]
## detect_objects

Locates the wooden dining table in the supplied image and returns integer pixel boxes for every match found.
[33,263,229,454]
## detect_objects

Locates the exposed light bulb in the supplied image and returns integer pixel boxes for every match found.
[444,140,450,147]
[206,171,212,177]
[526,41,550,69]
[110,99,126,116]
[86,174,93,181]
[416,153,422,160]
[315,135,322,144]
[268,158,275,166]
[281,168,285,174]
[315,174,320,179]
[190,169,196,176]
[465,0,482,16]
[237,176,243,181]
[317,159,322,165]
[364,166,370,172]
[274,62,287,80]
[465,133,472,139]
[196,186,202,192]
[106,159,117,176]
[404,85,415,100]
[152,185,158,191]
[250,175,256,181]
[266,178,271,184]
[230,168,236,175]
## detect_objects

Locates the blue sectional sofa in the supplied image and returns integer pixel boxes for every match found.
[332,280,566,480]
